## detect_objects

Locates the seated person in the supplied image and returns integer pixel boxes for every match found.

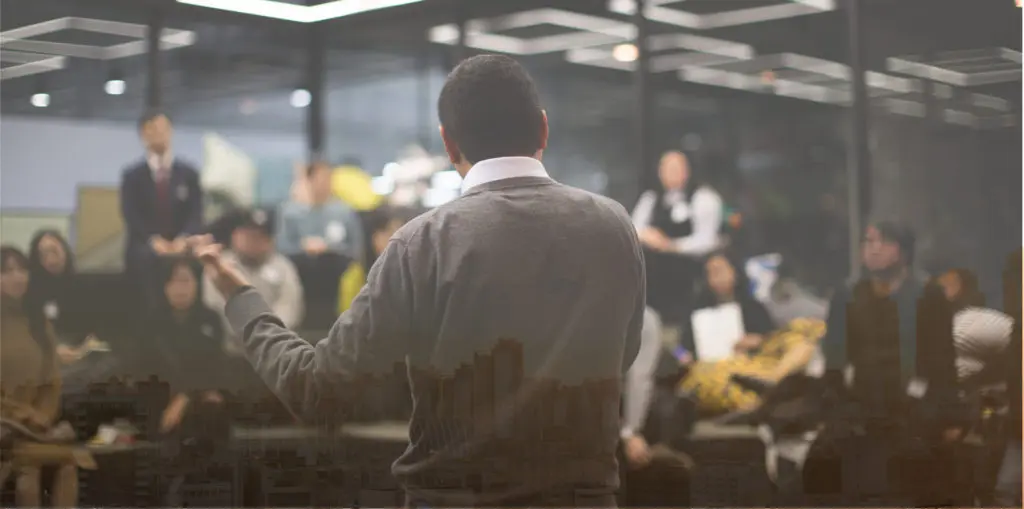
[934,267,1014,387]
[0,247,78,508]
[136,257,233,433]
[204,209,304,350]
[680,318,826,416]
[338,206,419,314]
[277,161,364,326]
[681,252,775,361]
[25,230,103,366]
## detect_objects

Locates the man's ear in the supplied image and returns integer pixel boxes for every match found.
[539,110,549,151]
[439,124,462,165]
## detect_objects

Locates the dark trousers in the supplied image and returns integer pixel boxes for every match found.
[289,253,351,329]
[405,489,618,508]
[643,248,699,326]
[833,431,969,507]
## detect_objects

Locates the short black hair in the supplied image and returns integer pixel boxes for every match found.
[437,55,545,164]
[138,110,170,131]
[867,220,916,266]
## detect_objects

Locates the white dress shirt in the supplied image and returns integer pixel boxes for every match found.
[631,186,723,257]
[460,156,551,194]
[147,151,174,180]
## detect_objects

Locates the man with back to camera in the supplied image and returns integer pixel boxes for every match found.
[194,55,645,508]
[276,161,364,326]
[120,112,203,288]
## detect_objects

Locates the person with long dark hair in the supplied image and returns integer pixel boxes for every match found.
[0,246,78,507]
[683,251,775,359]
[138,256,229,434]
[25,230,102,366]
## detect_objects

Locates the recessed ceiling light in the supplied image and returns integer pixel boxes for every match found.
[31,92,50,107]
[612,43,638,62]
[176,0,424,23]
[104,78,126,95]
[291,88,311,108]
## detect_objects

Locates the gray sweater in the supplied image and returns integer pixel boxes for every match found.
[225,174,645,506]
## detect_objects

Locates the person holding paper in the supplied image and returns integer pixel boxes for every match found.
[682,252,774,362]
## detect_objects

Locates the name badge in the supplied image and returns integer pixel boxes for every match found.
[44,301,60,320]
[325,221,346,243]
[670,202,691,223]
[261,265,280,284]
[200,324,215,338]
[177,185,189,201]
[907,377,928,399]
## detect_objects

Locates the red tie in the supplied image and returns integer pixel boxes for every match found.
[155,167,172,235]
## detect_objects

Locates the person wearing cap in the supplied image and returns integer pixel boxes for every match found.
[203,209,304,345]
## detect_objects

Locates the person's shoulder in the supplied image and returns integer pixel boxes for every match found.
[693,185,722,203]
[279,200,307,216]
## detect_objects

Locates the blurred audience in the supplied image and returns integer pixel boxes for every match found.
[633,150,723,328]
[120,112,204,295]
[204,209,304,344]
[277,161,364,327]
[0,246,78,508]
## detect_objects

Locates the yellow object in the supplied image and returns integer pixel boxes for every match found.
[331,166,383,211]
[338,262,367,313]
[679,318,826,415]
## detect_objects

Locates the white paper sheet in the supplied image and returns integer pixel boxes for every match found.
[691,302,746,361]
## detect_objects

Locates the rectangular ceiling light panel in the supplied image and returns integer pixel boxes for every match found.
[0,17,195,61]
[429,9,635,55]
[608,0,835,30]
[0,50,66,81]
[565,32,754,73]
[678,53,920,104]
[177,0,423,23]
[887,47,1023,87]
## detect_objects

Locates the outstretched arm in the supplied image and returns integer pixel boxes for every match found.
[198,237,414,423]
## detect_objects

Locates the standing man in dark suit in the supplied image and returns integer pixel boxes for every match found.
[120,112,203,292]
[194,55,645,508]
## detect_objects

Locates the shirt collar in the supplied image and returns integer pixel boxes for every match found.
[460,157,550,194]
[147,152,174,175]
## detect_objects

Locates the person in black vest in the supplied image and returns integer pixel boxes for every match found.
[119,112,203,296]
[632,150,723,328]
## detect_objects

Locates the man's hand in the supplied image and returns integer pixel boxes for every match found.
[160,393,190,433]
[623,434,653,469]
[639,228,673,252]
[302,236,328,256]
[168,237,189,254]
[190,235,250,299]
[150,236,171,255]
[56,344,85,365]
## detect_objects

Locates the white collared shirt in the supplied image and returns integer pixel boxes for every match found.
[147,151,174,180]
[460,156,551,194]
